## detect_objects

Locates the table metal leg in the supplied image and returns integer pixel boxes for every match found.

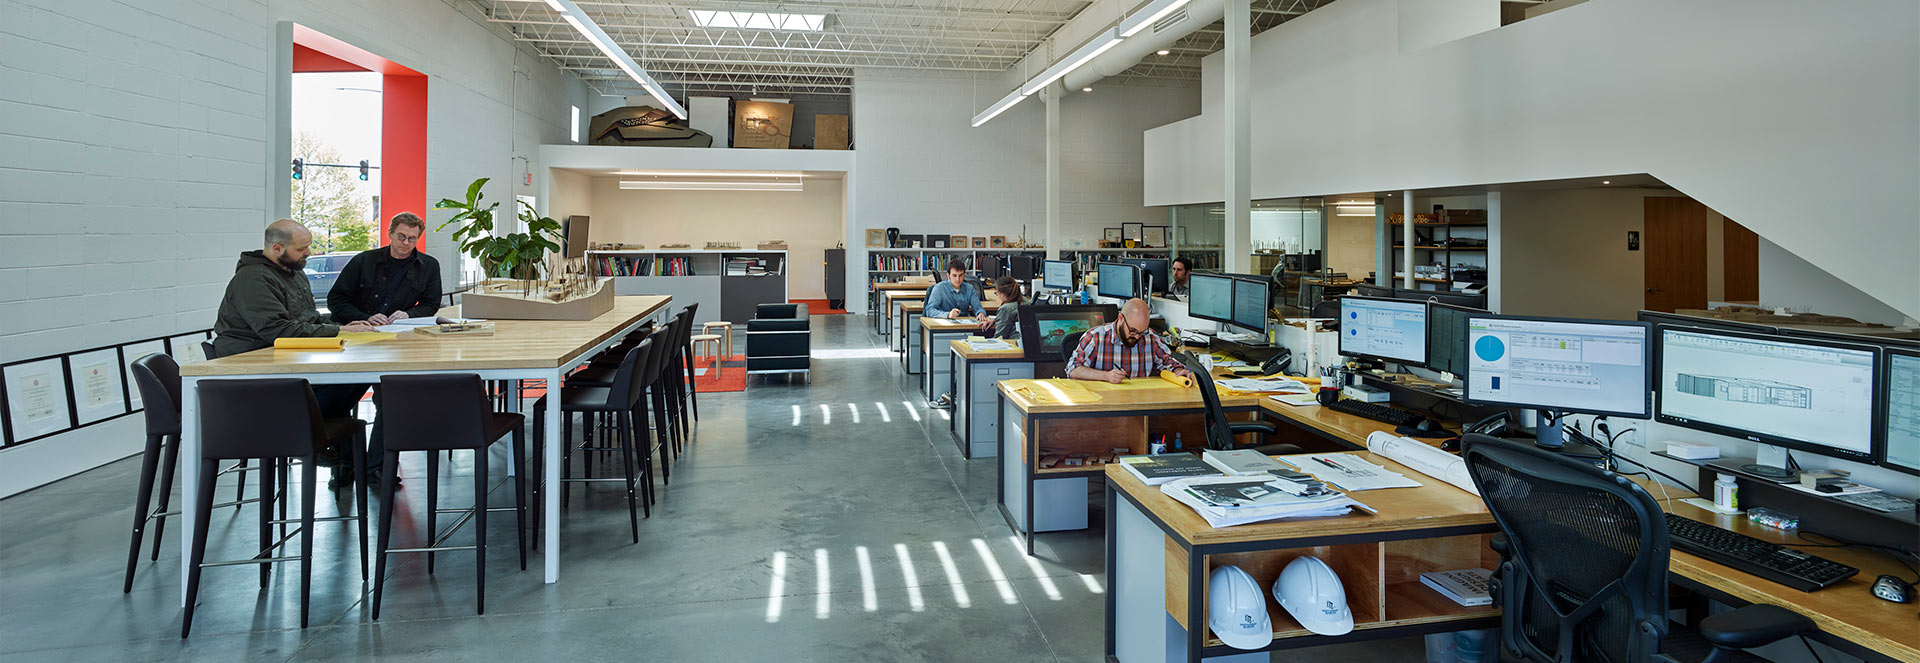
[178,376,200,606]
[543,367,563,583]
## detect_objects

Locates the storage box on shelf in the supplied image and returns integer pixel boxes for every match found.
[587,249,788,324]
[1387,211,1487,293]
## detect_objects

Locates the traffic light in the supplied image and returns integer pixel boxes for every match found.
[292,158,303,180]
[358,160,369,181]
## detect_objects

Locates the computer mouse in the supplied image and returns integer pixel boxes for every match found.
[1440,437,1462,452]
[1415,418,1441,433]
[1872,575,1915,603]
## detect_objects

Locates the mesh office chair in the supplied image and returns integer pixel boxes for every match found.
[1171,352,1301,455]
[1460,435,1814,663]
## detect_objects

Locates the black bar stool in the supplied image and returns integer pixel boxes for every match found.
[371,373,526,618]
[181,378,367,638]
[532,336,654,543]
[679,303,701,422]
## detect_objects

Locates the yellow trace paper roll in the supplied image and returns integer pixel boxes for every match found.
[274,337,347,350]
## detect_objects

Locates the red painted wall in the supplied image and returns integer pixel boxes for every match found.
[380,73,427,246]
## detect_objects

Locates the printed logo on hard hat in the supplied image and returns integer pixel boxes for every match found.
[1243,614,1257,627]
[1323,601,1338,615]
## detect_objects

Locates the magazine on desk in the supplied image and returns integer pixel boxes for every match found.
[1160,475,1375,528]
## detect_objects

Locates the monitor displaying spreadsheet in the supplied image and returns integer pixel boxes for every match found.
[1466,315,1651,418]
[1338,296,1428,365]
[1884,349,1920,474]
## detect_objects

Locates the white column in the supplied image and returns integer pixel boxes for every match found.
[1223,0,1252,274]
[1374,202,1389,285]
[1486,191,1502,312]
[1045,83,1062,261]
[1402,191,1416,288]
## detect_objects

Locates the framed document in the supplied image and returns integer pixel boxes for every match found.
[1142,226,1168,247]
[3,358,72,443]
[970,236,986,248]
[1122,223,1143,241]
[865,229,887,248]
[167,334,209,365]
[1103,228,1122,243]
[121,340,166,410]
[68,349,126,425]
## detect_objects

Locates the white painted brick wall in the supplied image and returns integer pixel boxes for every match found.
[0,0,588,496]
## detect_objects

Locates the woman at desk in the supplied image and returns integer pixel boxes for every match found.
[924,259,984,319]
[1066,299,1191,384]
[978,275,1025,339]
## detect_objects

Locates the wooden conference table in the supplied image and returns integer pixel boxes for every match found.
[175,295,673,600]
[990,373,1919,662]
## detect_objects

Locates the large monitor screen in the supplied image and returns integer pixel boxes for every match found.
[1426,302,1487,378]
[1885,349,1920,474]
[1119,258,1170,296]
[1017,304,1118,362]
[1467,315,1651,418]
[1230,278,1269,334]
[1654,327,1878,461]
[1338,296,1428,365]
[1096,262,1139,300]
[1188,274,1233,324]
[1042,260,1073,290]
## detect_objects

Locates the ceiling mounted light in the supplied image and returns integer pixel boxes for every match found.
[1117,0,1194,37]
[1022,28,1122,95]
[620,180,802,192]
[550,0,687,119]
[614,170,803,178]
[1082,87,1093,93]
[970,88,1029,127]
[1156,49,1170,56]
[689,9,827,31]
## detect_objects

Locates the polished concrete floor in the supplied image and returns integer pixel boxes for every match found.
[0,315,1432,661]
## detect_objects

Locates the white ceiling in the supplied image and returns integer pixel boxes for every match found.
[470,0,1349,101]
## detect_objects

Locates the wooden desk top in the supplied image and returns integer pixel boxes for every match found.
[951,339,1026,360]
[905,300,1003,315]
[1105,453,1494,547]
[884,290,927,303]
[1664,500,1920,661]
[183,295,671,376]
[920,316,982,331]
[875,282,932,292]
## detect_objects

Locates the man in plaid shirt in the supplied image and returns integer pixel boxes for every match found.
[1067,299,1192,383]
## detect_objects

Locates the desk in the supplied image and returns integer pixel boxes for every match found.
[920,317,981,399]
[873,282,926,337]
[901,300,1002,375]
[177,295,672,599]
[884,290,926,352]
[949,340,1030,458]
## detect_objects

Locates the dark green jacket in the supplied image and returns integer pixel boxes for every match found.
[212,250,340,358]
[326,247,442,324]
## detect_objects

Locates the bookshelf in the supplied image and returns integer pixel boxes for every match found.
[587,249,787,324]
[864,248,1047,316]
[1387,210,1487,292]
[1060,247,1224,274]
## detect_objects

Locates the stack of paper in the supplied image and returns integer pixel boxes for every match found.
[961,338,1014,351]
[1214,377,1312,394]
[1201,449,1291,476]
[1365,431,1478,495]
[375,316,483,333]
[1161,475,1375,527]
[1276,453,1422,491]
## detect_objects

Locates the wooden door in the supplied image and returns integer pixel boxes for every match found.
[1722,218,1759,302]
[1643,197,1709,312]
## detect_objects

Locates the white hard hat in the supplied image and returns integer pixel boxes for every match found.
[1273,556,1354,636]
[1208,565,1273,650]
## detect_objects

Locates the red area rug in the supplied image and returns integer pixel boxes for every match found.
[688,354,747,393]
[791,298,848,315]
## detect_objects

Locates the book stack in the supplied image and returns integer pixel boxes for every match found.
[1159,475,1374,528]
[1118,453,1223,486]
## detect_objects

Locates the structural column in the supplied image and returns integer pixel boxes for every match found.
[1402,190,1416,288]
[1223,0,1251,274]
[1045,82,1063,261]
[1374,202,1390,286]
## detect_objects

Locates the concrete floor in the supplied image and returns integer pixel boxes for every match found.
[0,315,1434,662]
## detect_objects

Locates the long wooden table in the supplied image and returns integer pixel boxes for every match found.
[176,295,672,598]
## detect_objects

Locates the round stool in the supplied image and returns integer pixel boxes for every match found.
[699,321,734,359]
[690,334,725,379]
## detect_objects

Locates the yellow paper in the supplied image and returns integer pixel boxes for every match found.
[273,337,346,350]
[1157,370,1194,388]
[1085,378,1178,392]
[337,331,398,346]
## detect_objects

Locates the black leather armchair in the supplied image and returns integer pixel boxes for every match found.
[746,303,810,380]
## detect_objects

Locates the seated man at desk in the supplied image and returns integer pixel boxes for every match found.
[211,219,377,487]
[978,275,1025,339]
[924,259,984,319]
[1167,256,1192,299]
[1066,298,1191,384]
[326,212,442,326]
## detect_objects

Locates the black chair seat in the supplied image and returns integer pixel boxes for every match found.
[1696,604,1814,651]
[557,387,618,411]
[484,412,525,442]
[567,366,616,387]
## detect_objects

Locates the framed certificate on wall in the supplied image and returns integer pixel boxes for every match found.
[1122,223,1143,241]
[3,358,72,443]
[68,349,126,425]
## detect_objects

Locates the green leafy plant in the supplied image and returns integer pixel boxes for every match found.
[435,178,562,280]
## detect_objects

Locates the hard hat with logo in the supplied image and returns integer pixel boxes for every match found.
[1272,555,1354,636]
[1207,564,1273,650]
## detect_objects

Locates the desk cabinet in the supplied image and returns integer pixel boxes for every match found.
[952,353,1031,458]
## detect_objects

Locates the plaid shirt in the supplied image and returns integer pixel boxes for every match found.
[1066,321,1177,377]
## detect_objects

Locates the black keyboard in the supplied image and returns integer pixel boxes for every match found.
[1327,399,1425,427]
[1664,513,1858,591]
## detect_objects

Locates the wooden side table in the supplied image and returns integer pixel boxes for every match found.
[699,321,734,359]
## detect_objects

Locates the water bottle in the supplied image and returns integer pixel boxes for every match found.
[1173,433,1184,452]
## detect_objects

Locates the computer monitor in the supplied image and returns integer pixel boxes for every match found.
[1119,258,1170,296]
[1636,310,1776,335]
[1465,314,1651,419]
[1188,273,1234,325]
[1655,326,1880,464]
[1883,347,1920,475]
[1096,262,1140,300]
[1426,301,1489,378]
[1017,304,1119,362]
[1009,255,1036,281]
[1229,277,1270,335]
[1042,260,1074,291]
[1397,288,1487,310]
[562,215,591,258]
[1338,296,1428,365]
[979,257,1003,280]
[1354,283,1395,299]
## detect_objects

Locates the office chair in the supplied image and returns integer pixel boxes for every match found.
[1171,352,1301,456]
[1059,331,1085,365]
[1460,435,1814,663]
[1309,299,1341,318]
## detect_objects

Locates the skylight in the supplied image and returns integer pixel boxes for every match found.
[689,9,827,31]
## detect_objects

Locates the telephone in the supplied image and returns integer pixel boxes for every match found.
[1260,348,1294,376]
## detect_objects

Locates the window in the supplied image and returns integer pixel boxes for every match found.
[688,9,826,31]
[571,105,581,143]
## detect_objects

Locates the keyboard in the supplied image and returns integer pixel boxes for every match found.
[1664,513,1858,591]
[1326,399,1426,427]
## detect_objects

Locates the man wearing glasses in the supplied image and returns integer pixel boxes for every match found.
[1066,298,1192,384]
[322,212,443,487]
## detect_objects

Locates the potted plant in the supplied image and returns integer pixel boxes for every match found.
[435,177,563,280]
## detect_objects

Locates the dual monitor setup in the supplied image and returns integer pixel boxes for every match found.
[1336,296,1919,477]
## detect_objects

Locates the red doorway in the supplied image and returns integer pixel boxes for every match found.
[291,25,426,246]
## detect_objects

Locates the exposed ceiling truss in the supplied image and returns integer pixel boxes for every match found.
[472,0,1543,100]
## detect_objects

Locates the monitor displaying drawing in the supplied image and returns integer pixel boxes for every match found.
[1337,296,1428,365]
[1466,315,1651,418]
[1884,348,1920,475]
[1017,304,1118,362]
[1656,326,1879,462]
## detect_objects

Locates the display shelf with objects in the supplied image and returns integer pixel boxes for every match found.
[586,249,786,324]
[1387,209,1487,293]
[1061,248,1223,273]
[863,247,1046,316]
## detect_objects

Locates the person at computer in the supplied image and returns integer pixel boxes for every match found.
[1168,257,1193,299]
[978,275,1025,339]
[925,259,984,319]
[210,218,376,488]
[1066,298,1192,384]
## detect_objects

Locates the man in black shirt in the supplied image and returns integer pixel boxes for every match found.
[325,212,443,487]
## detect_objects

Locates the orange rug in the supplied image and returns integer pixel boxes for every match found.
[791,298,848,315]
[687,354,747,393]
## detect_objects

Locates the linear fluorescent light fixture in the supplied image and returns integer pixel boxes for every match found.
[970,88,1029,127]
[614,170,804,178]
[1022,29,1122,96]
[620,180,802,191]
[550,0,687,119]
[689,9,826,31]
[1117,0,1193,37]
